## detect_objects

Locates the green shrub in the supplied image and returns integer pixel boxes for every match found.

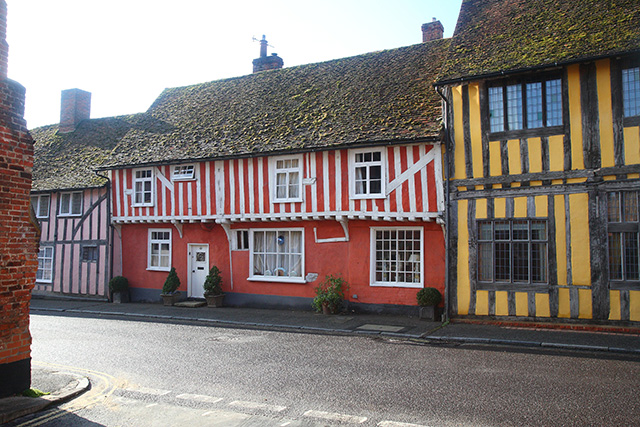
[203,266,223,296]
[416,287,442,306]
[312,274,349,313]
[108,276,129,293]
[162,267,180,294]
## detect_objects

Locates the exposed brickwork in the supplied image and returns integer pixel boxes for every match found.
[422,19,444,42]
[252,35,284,73]
[59,88,91,133]
[0,0,38,398]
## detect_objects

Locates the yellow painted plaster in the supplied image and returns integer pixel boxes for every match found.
[549,135,565,171]
[535,195,548,217]
[528,137,542,173]
[609,290,621,321]
[578,289,593,319]
[630,291,640,322]
[535,293,551,317]
[514,197,527,217]
[489,140,502,176]
[629,173,640,179]
[476,198,487,219]
[558,288,571,318]
[453,85,467,179]
[475,290,489,316]
[457,200,470,315]
[569,193,591,286]
[530,180,543,186]
[515,292,528,316]
[469,83,484,179]
[554,195,568,286]
[508,139,521,175]
[596,59,615,168]
[603,175,617,181]
[494,198,506,218]
[495,291,509,316]
[624,127,640,165]
[567,65,585,170]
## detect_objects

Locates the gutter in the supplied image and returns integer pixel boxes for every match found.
[435,86,451,321]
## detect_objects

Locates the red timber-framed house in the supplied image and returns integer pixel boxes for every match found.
[101,26,450,313]
[29,89,124,299]
[435,0,640,324]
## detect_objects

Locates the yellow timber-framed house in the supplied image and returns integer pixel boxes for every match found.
[436,0,640,324]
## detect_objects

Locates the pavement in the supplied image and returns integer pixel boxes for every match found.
[1,297,639,424]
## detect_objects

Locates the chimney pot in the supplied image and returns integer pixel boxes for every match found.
[59,88,91,133]
[422,19,444,42]
[252,35,284,73]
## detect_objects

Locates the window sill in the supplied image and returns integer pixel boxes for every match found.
[132,204,154,208]
[350,194,386,200]
[36,280,53,284]
[370,282,423,289]
[147,267,171,272]
[58,213,82,217]
[248,276,306,284]
[272,198,303,204]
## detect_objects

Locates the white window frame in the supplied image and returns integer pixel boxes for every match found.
[58,191,83,216]
[349,147,386,199]
[147,229,172,271]
[172,164,196,181]
[36,245,54,283]
[233,229,249,251]
[270,155,303,203]
[370,226,424,288]
[249,228,305,283]
[133,168,155,207]
[31,194,50,218]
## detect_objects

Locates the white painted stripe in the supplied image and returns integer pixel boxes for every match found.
[215,161,224,215]
[228,400,286,412]
[178,183,184,217]
[386,148,436,196]
[114,169,121,218]
[229,160,235,214]
[335,150,342,212]
[420,144,428,212]
[187,182,193,216]
[323,150,330,213]
[303,410,367,424]
[258,157,265,214]
[433,143,444,212]
[162,167,168,218]
[378,421,433,427]
[311,152,318,214]
[205,161,212,217]
[394,146,403,213]
[122,386,171,396]
[407,146,417,213]
[176,393,223,404]
[155,166,174,192]
[238,159,245,216]
[248,158,254,215]
[196,163,202,216]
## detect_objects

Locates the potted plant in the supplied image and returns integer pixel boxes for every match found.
[160,267,181,306]
[109,276,129,304]
[417,287,442,321]
[312,274,349,314]
[203,265,224,307]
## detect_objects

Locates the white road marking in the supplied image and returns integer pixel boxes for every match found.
[176,393,223,404]
[228,400,287,412]
[121,386,171,396]
[303,409,367,424]
[378,421,433,427]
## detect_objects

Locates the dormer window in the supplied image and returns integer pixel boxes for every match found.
[488,76,563,135]
[172,165,195,181]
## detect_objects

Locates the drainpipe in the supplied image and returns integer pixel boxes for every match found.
[436,85,451,321]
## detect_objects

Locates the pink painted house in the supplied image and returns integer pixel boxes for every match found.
[30,89,124,298]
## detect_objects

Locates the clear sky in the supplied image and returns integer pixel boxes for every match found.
[6,0,463,129]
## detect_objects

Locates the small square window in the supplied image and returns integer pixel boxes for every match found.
[31,194,50,218]
[59,192,82,216]
[172,165,195,180]
[234,230,249,251]
[351,149,386,199]
[82,246,98,262]
[272,155,302,202]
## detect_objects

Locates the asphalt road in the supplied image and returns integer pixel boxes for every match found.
[15,312,640,426]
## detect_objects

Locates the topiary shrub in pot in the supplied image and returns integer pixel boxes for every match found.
[312,274,349,314]
[109,276,129,304]
[203,265,224,307]
[161,267,181,306]
[417,287,442,321]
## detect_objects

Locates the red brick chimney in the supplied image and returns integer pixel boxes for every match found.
[252,35,284,73]
[422,18,444,42]
[59,88,91,133]
[0,0,39,399]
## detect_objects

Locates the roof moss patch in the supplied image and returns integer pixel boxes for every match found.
[103,38,450,168]
[437,0,640,83]
[31,115,145,191]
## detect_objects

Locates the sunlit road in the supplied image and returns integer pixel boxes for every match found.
[11,311,640,426]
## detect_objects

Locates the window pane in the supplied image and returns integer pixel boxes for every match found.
[478,242,493,281]
[512,242,529,281]
[623,191,639,222]
[495,242,511,281]
[488,86,504,132]
[622,67,640,117]
[507,84,523,130]
[39,195,50,217]
[609,232,623,280]
[479,222,492,241]
[608,192,621,222]
[624,232,639,280]
[494,221,510,240]
[72,193,82,214]
[531,221,547,240]
[526,82,543,128]
[546,79,563,126]
[512,221,529,241]
[61,193,70,213]
[531,243,547,282]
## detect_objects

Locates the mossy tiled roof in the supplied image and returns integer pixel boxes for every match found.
[103,38,450,168]
[31,115,144,191]
[437,0,640,83]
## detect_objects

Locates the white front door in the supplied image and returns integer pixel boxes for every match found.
[188,244,209,298]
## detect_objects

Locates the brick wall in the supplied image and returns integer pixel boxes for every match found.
[0,0,38,398]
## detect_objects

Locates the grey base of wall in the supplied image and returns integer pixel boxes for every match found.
[129,287,421,316]
[0,358,30,398]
